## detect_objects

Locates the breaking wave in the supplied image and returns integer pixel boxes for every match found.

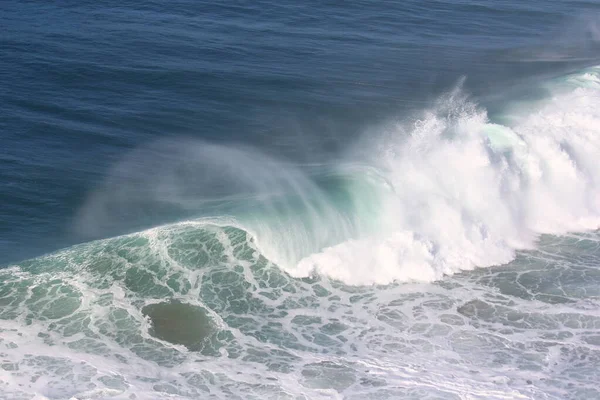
[75,66,600,285]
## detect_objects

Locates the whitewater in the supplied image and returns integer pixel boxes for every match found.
[1,66,600,399]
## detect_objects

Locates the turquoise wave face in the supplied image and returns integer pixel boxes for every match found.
[2,225,269,359]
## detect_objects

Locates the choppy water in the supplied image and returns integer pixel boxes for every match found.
[2,1,600,399]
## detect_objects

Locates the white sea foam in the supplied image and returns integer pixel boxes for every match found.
[293,67,600,284]
[4,227,600,399]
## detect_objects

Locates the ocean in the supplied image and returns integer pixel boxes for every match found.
[2,1,600,399]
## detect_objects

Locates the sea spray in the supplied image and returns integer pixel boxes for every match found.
[296,69,600,283]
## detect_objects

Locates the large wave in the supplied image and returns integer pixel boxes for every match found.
[4,66,600,400]
[75,66,600,285]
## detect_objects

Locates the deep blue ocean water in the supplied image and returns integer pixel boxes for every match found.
[2,1,600,399]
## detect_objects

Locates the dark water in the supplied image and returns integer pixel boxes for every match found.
[2,1,600,399]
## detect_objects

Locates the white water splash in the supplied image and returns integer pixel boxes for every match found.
[295,67,600,284]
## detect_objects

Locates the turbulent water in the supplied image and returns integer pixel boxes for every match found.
[2,1,600,399]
